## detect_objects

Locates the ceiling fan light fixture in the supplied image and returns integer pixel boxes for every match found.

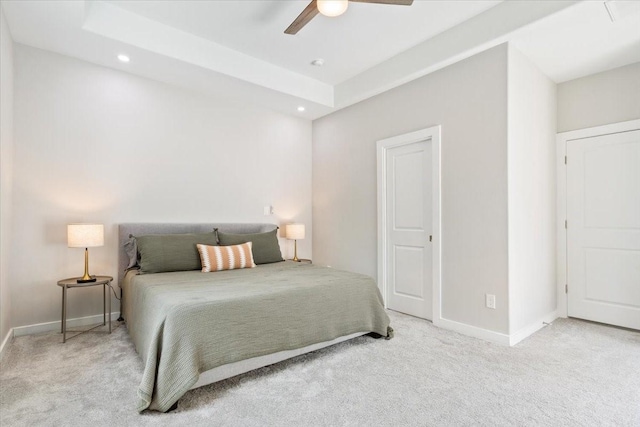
[285,0,412,35]
[317,0,349,17]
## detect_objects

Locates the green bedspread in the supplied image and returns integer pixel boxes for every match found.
[122,261,391,412]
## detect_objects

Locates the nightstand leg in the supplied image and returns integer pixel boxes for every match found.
[103,284,106,326]
[108,284,112,334]
[60,287,64,333]
[62,285,67,343]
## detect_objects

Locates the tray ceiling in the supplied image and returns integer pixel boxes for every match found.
[2,1,637,119]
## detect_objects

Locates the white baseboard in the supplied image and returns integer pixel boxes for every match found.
[434,317,511,346]
[433,311,558,347]
[12,311,121,337]
[0,328,14,361]
[508,310,558,346]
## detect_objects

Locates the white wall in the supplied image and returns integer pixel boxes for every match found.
[313,45,510,334]
[11,45,312,329]
[0,7,14,346]
[507,45,557,335]
[557,62,640,132]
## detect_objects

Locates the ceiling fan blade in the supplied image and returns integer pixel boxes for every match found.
[285,0,320,35]
[349,0,413,5]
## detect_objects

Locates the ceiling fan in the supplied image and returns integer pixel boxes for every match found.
[285,0,414,35]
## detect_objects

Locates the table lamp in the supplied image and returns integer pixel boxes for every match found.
[68,223,104,283]
[285,224,305,262]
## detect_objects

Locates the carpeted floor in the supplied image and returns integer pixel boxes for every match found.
[1,310,639,426]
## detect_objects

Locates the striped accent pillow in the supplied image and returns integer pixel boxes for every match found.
[197,242,256,272]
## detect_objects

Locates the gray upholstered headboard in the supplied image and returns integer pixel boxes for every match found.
[117,223,278,286]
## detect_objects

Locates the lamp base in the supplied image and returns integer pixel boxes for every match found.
[77,248,96,283]
[292,239,300,262]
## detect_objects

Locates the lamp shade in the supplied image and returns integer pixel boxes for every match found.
[317,0,348,17]
[285,224,305,240]
[67,224,104,248]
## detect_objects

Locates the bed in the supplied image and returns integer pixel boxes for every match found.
[118,223,392,412]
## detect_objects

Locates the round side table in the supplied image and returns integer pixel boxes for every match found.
[57,276,114,343]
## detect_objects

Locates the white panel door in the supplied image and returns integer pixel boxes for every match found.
[567,129,640,330]
[385,139,432,319]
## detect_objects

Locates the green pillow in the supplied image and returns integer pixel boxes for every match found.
[136,233,219,274]
[216,229,284,265]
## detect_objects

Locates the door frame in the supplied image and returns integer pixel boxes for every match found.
[556,118,640,318]
[376,125,442,320]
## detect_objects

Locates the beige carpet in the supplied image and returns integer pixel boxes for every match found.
[1,310,639,426]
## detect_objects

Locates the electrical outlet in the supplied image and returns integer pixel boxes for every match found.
[485,294,496,309]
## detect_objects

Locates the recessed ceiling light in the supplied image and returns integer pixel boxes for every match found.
[297,106,305,112]
[117,54,130,63]
[311,59,325,67]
